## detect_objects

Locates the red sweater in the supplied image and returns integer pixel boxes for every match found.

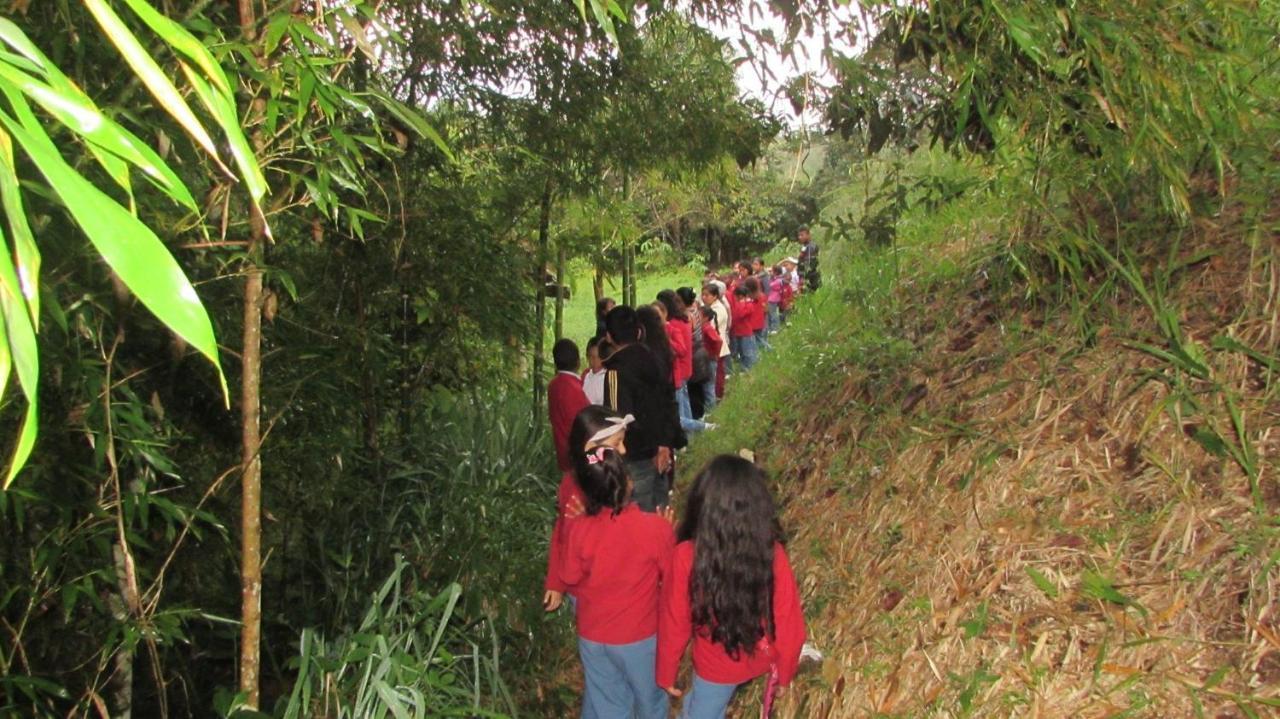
[702,323,723,358]
[657,541,806,688]
[560,504,675,644]
[667,319,693,387]
[544,471,585,592]
[547,372,589,472]
[750,293,767,331]
[729,298,756,338]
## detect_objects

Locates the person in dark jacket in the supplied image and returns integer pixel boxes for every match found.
[797,227,821,291]
[603,306,684,512]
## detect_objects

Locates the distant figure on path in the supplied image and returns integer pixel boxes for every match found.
[603,306,683,511]
[549,339,590,473]
[701,284,731,399]
[797,227,821,291]
[728,285,758,372]
[657,455,806,718]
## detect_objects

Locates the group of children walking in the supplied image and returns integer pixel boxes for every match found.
[544,407,805,718]
[542,238,822,716]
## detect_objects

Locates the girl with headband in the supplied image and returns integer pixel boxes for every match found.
[555,405,675,719]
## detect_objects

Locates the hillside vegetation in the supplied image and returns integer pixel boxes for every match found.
[683,149,1279,717]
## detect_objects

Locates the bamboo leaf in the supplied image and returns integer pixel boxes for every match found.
[1025,566,1059,598]
[0,100,228,405]
[0,220,38,487]
[366,88,453,161]
[0,127,39,324]
[0,61,197,210]
[179,62,269,218]
[81,0,231,176]
[116,0,233,97]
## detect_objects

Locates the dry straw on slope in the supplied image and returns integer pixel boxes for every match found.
[755,235,1278,718]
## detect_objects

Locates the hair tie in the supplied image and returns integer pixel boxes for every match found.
[587,414,635,444]
[586,446,612,465]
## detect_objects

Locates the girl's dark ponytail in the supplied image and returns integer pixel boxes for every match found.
[567,406,631,515]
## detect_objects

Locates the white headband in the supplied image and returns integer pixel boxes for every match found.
[588,414,634,444]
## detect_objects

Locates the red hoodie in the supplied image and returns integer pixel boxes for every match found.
[750,292,767,332]
[667,318,693,387]
[730,297,756,338]
[543,471,585,592]
[657,541,806,687]
[560,504,675,644]
[702,322,723,358]
[547,372,589,472]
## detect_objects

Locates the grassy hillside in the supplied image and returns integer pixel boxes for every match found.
[680,163,1279,717]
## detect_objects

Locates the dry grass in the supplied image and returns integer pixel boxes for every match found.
[745,234,1280,717]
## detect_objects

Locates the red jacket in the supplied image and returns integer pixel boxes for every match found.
[702,322,723,358]
[560,504,675,644]
[548,372,589,472]
[657,541,805,688]
[730,298,756,338]
[750,293,767,331]
[667,318,693,387]
[544,471,585,592]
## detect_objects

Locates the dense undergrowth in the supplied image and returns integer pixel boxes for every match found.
[680,148,1279,717]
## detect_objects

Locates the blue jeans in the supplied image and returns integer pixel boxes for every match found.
[625,457,668,512]
[676,383,708,432]
[701,373,716,413]
[732,334,758,371]
[754,327,770,352]
[679,674,738,719]
[767,302,780,333]
[579,634,668,719]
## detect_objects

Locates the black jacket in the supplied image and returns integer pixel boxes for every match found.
[603,343,685,459]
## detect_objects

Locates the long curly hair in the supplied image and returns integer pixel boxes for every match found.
[567,406,630,516]
[677,455,783,659]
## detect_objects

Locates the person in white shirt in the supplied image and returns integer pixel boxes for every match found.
[700,284,732,401]
[581,336,609,405]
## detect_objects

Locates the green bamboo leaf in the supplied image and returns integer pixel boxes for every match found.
[1025,566,1059,598]
[0,221,38,487]
[1080,570,1133,607]
[81,0,231,177]
[0,62,196,210]
[116,0,233,97]
[0,102,228,405]
[366,88,454,161]
[0,127,39,324]
[0,18,50,70]
[179,62,270,222]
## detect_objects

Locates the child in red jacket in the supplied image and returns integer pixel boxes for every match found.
[658,455,806,718]
[728,285,759,372]
[559,407,675,719]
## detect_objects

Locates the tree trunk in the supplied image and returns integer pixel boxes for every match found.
[532,179,552,413]
[398,285,411,453]
[620,236,630,308]
[554,243,565,341]
[238,239,264,708]
[593,266,604,303]
[236,0,267,702]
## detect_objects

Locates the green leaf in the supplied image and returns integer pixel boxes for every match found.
[179,63,270,231]
[1025,566,1059,598]
[0,219,38,487]
[1080,570,1132,607]
[366,88,454,161]
[1189,425,1228,458]
[0,97,228,406]
[0,61,196,211]
[116,0,233,97]
[0,126,39,324]
[81,0,230,176]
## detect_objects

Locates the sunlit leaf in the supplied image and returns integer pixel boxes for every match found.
[0,61,196,211]
[0,127,39,324]
[81,0,231,176]
[0,219,38,487]
[117,0,233,97]
[367,88,454,161]
[0,96,228,406]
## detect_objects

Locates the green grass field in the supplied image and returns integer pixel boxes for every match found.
[549,268,704,350]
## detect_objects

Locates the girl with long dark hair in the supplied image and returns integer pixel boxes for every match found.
[657,290,710,434]
[657,455,805,718]
[637,303,675,384]
[558,406,675,719]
